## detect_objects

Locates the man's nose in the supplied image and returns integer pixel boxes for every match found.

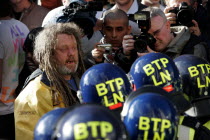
[67,48,74,55]
[112,30,117,38]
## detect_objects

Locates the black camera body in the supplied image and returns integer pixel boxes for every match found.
[169,2,194,27]
[133,33,156,53]
[56,0,108,39]
[129,11,156,53]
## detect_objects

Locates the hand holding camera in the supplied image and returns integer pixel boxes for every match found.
[91,43,106,62]
[92,43,112,62]
[165,2,194,27]
[164,6,177,25]
[189,20,201,36]
[122,35,135,56]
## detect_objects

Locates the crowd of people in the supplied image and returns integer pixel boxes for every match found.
[0,0,210,140]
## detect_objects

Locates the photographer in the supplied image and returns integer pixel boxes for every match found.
[104,0,147,34]
[122,7,208,62]
[164,0,210,46]
[151,7,208,60]
[84,8,136,73]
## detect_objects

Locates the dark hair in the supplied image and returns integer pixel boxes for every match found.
[0,0,12,18]
[103,8,129,26]
[23,27,44,53]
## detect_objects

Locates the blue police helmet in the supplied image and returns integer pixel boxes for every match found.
[34,108,69,140]
[52,104,128,140]
[122,92,179,140]
[79,63,132,110]
[174,55,210,117]
[129,53,182,93]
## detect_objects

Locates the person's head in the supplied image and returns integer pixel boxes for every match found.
[10,0,32,12]
[24,27,44,72]
[129,53,182,94]
[103,8,131,50]
[52,104,128,140]
[79,63,132,114]
[0,0,12,18]
[165,0,194,7]
[34,108,69,140]
[122,91,179,140]
[141,0,161,7]
[174,55,210,117]
[9,0,30,5]
[115,0,134,7]
[147,7,173,52]
[34,23,85,106]
[61,0,71,6]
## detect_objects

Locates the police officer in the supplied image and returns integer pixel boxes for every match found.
[174,54,210,140]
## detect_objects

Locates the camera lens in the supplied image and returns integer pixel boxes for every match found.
[134,39,147,53]
[177,9,194,26]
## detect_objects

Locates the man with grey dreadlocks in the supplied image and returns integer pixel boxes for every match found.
[14,22,85,140]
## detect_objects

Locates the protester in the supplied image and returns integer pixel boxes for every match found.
[0,0,29,139]
[10,0,49,30]
[15,27,44,96]
[14,23,85,140]
[42,0,104,57]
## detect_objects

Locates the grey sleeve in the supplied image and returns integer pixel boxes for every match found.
[0,41,4,59]
[193,43,208,61]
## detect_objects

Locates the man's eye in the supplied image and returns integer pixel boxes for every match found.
[59,48,67,52]
[117,28,123,31]
[153,30,160,36]
[105,27,112,31]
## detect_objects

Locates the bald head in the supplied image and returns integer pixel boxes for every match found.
[103,8,129,26]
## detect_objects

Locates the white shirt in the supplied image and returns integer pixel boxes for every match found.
[110,0,141,34]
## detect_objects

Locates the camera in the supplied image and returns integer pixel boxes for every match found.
[57,0,108,39]
[129,11,156,53]
[97,44,112,53]
[169,2,194,27]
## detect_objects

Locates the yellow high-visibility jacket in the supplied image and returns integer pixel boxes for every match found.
[14,74,65,140]
[178,116,210,140]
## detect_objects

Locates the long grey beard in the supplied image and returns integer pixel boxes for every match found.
[57,63,78,75]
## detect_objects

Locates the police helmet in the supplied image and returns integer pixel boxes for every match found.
[129,53,182,93]
[34,108,69,140]
[174,55,210,117]
[122,85,191,115]
[79,63,132,111]
[122,92,179,140]
[52,104,128,140]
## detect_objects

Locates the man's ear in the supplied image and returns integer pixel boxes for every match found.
[192,1,198,9]
[166,20,171,30]
[127,25,132,34]
[101,24,105,34]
